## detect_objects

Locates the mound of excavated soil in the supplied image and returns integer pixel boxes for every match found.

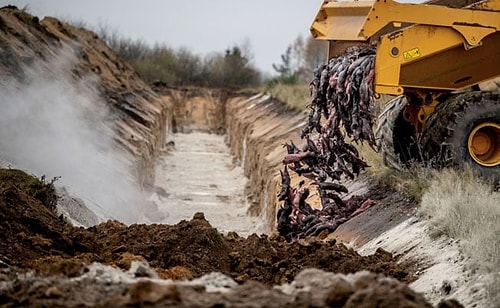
[0,168,459,307]
[0,169,411,284]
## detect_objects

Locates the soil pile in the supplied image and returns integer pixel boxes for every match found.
[2,268,445,308]
[0,169,410,284]
[0,168,457,307]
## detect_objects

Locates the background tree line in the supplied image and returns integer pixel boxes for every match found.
[96,24,327,89]
[270,35,327,85]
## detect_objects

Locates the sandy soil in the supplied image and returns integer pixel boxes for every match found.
[358,217,491,307]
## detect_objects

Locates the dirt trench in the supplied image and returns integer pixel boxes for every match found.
[150,131,262,236]
[154,89,307,234]
[0,6,478,307]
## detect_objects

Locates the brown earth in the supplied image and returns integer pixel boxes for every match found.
[0,169,411,283]
[0,168,454,308]
[0,6,466,308]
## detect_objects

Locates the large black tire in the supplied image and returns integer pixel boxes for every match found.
[421,91,500,181]
[375,96,421,170]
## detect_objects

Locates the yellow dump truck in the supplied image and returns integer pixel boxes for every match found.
[310,0,499,179]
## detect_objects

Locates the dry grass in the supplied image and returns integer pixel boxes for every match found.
[352,141,429,199]
[264,83,310,111]
[357,142,386,174]
[420,168,500,305]
[371,164,433,203]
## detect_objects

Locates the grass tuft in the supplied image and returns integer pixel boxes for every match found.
[371,164,433,203]
[0,169,59,211]
[264,82,310,111]
[419,168,500,305]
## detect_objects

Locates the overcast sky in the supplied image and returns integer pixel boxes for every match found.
[2,0,324,75]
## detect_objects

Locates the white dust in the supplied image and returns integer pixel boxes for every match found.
[0,47,141,224]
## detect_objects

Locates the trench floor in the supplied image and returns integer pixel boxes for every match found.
[150,132,263,236]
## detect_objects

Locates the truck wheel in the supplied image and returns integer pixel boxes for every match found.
[421,91,500,181]
[375,95,421,170]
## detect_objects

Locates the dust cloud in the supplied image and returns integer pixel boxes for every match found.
[0,47,141,224]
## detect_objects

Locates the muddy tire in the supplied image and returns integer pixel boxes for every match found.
[375,96,421,170]
[421,91,500,181]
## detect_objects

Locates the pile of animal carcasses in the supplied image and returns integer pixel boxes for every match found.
[277,47,378,242]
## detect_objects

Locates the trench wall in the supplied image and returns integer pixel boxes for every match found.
[0,7,306,231]
[159,89,306,232]
[225,94,307,230]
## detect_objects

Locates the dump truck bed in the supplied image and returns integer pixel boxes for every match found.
[310,0,500,95]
